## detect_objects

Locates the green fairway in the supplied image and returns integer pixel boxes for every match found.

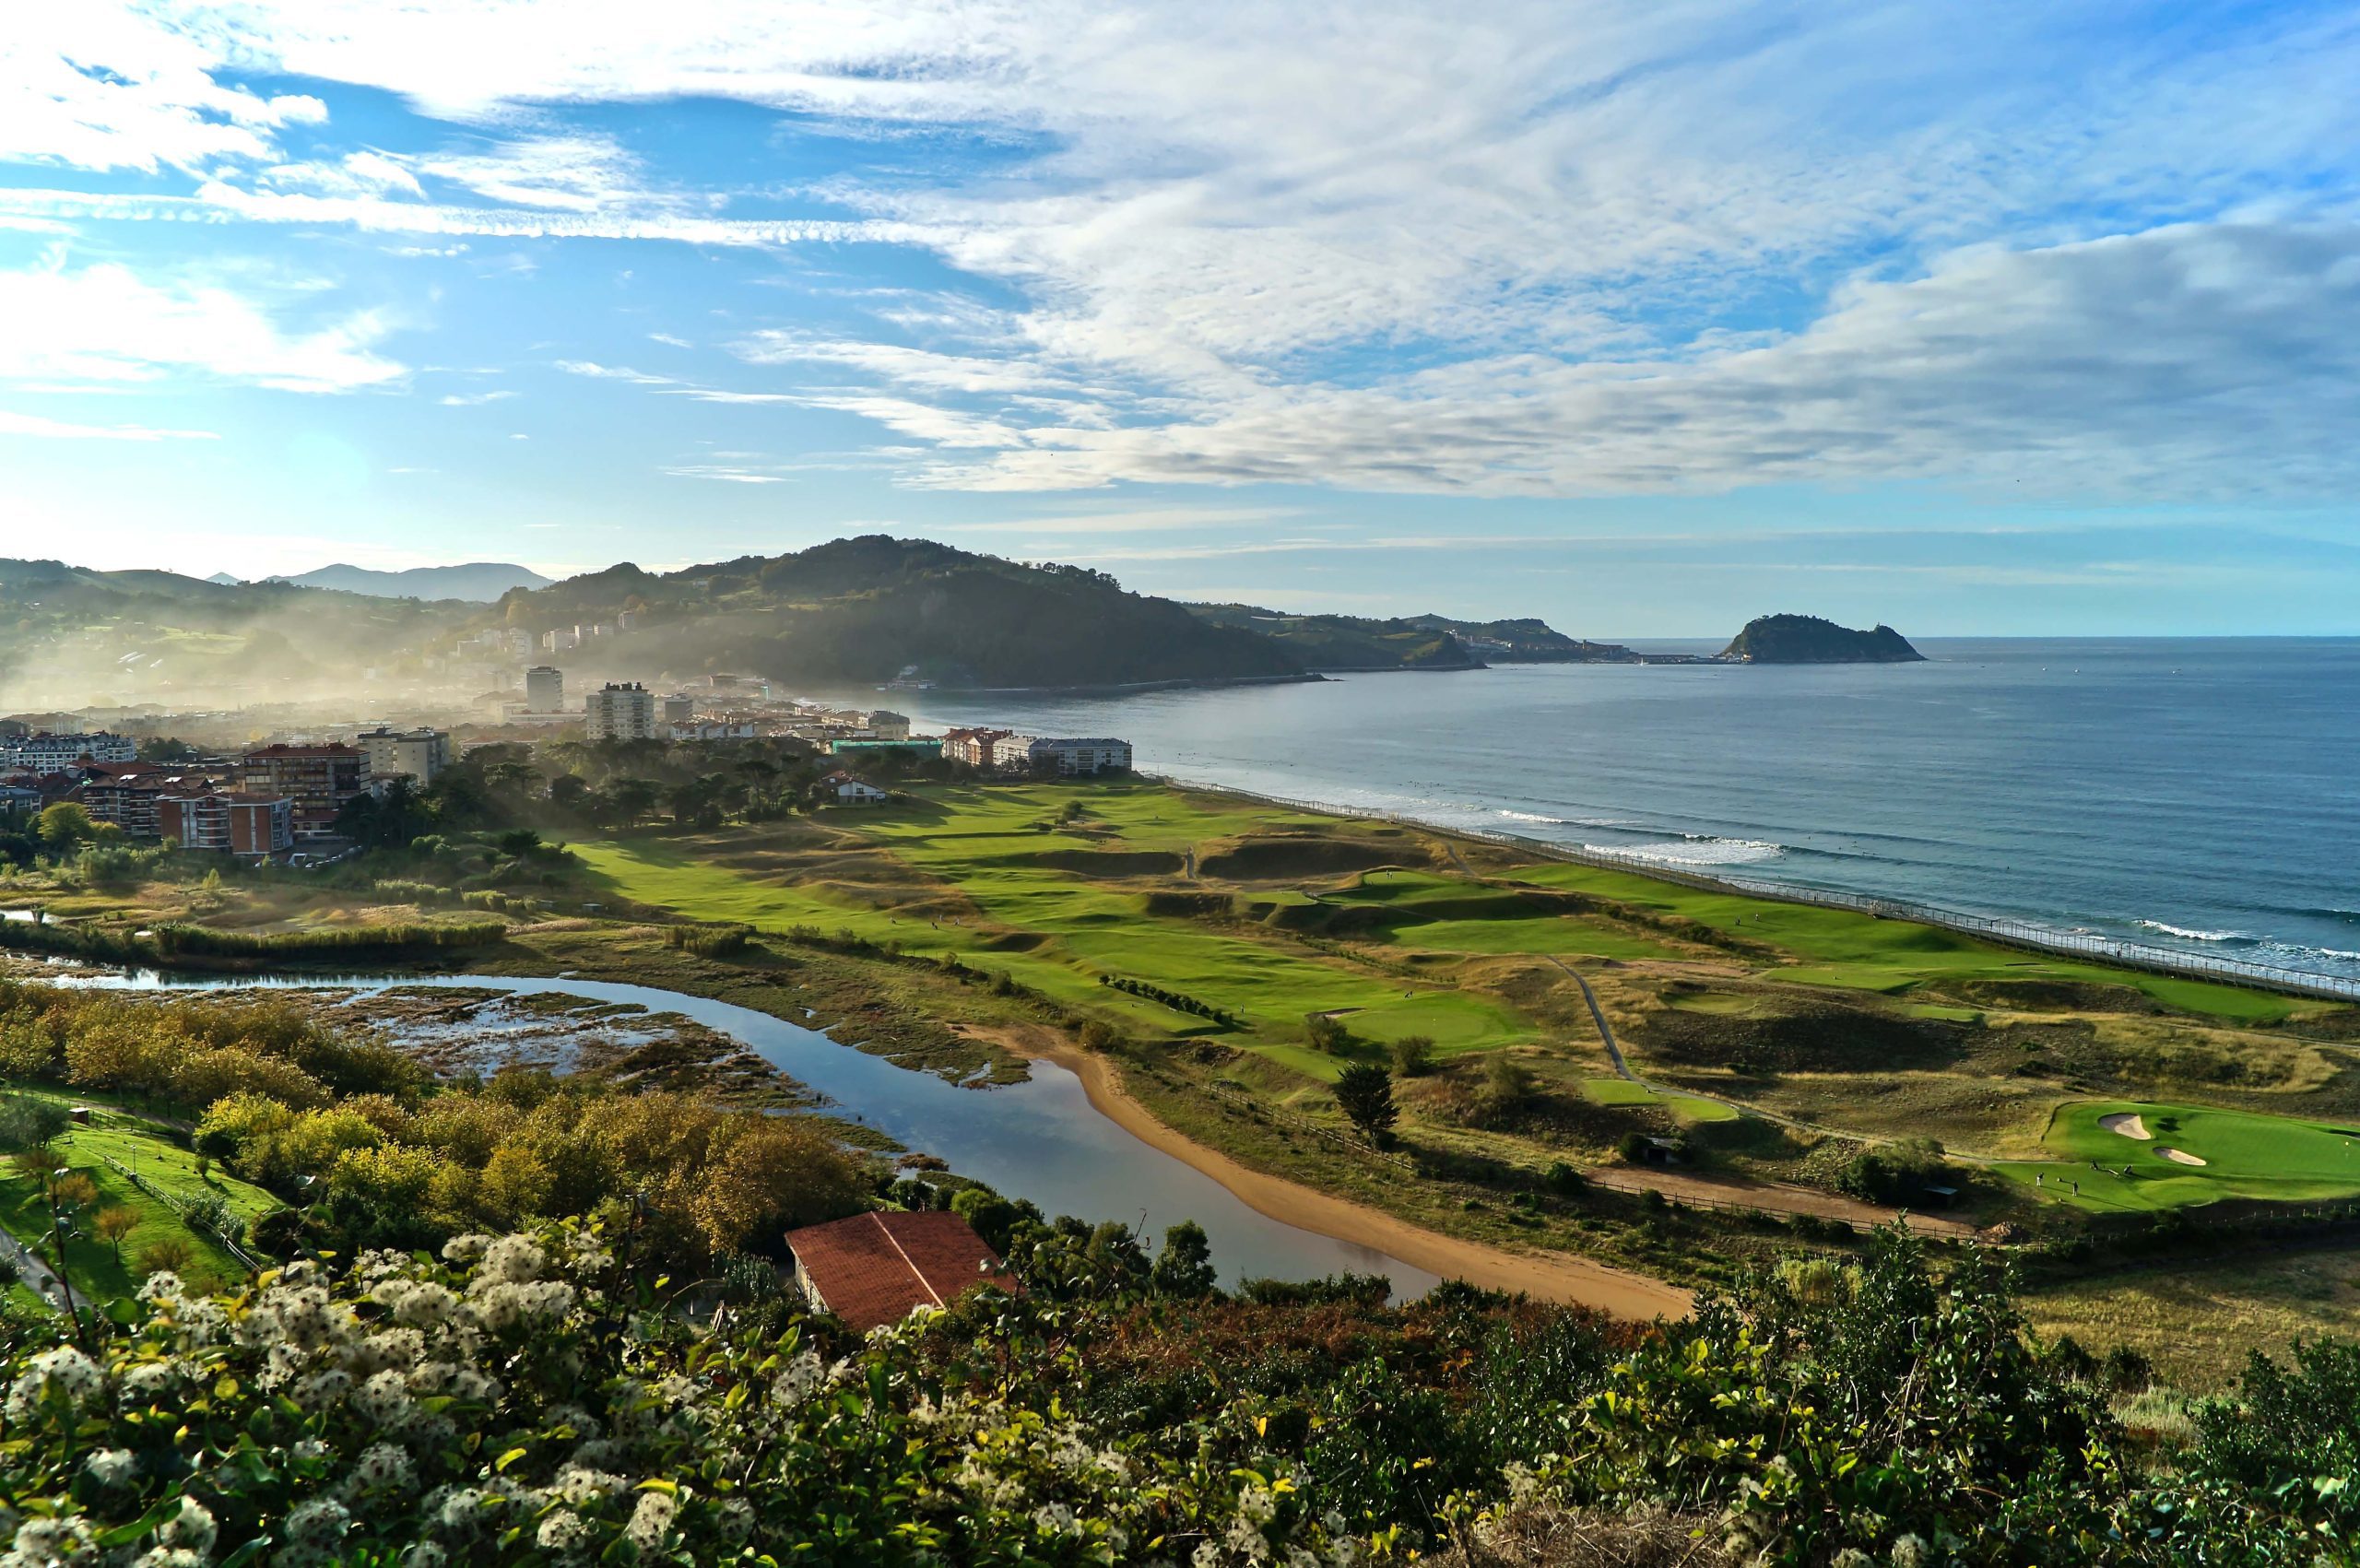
[1504,862,2297,1021]
[1314,868,1686,961]
[1993,1100,2360,1212]
[573,795,1533,1058]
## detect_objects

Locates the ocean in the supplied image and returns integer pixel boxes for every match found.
[898,638,2360,984]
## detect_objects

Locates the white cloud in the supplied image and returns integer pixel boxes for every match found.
[554,360,676,384]
[438,389,516,406]
[0,255,405,394]
[2,6,324,172]
[0,409,218,441]
[11,3,2360,504]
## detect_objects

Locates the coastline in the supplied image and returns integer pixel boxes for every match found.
[1143,772,2360,1006]
[961,1021,1694,1320]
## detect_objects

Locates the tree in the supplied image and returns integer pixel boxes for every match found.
[36,802,94,854]
[94,1204,137,1262]
[1332,1064,1398,1146]
[1150,1220,1219,1298]
[1388,1035,1434,1076]
[1304,1012,1352,1053]
[136,1235,194,1277]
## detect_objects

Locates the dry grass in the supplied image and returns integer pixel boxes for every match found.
[2024,1246,2360,1390]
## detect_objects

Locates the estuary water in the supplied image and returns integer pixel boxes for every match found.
[52,969,1441,1297]
[903,638,2360,984]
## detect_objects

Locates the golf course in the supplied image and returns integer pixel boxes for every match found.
[560,778,2360,1235]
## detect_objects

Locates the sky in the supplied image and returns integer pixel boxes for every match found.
[3,2,2358,636]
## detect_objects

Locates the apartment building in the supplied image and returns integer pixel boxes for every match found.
[941,727,1015,768]
[524,665,565,713]
[239,744,367,842]
[358,726,452,785]
[660,693,697,725]
[584,682,658,742]
[157,791,294,861]
[0,732,137,772]
[1029,738,1135,775]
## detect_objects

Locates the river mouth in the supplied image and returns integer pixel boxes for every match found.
[47,965,1442,1298]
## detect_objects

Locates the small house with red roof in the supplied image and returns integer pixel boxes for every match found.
[784,1211,1013,1330]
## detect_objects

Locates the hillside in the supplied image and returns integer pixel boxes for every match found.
[268,561,553,600]
[1186,603,1483,670]
[490,536,1306,690]
[0,559,470,709]
[1405,613,1640,662]
[1721,613,1925,664]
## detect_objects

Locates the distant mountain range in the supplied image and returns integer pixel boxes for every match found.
[248,562,554,601]
[0,539,1927,710]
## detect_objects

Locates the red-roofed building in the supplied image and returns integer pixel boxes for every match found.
[239,744,366,842]
[784,1211,1013,1331]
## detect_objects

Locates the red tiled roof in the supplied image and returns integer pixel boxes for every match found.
[785,1211,1012,1331]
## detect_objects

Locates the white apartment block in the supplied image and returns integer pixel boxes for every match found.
[584,682,658,742]
[0,732,137,772]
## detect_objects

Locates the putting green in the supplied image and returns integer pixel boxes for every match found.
[1580,1077,1741,1124]
[1993,1100,2360,1212]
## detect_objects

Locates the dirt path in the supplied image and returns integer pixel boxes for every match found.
[0,1228,67,1315]
[1582,1164,1978,1236]
[953,1022,1693,1320]
[1546,955,1637,1080]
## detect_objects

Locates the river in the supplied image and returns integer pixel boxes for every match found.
[46,966,1444,1297]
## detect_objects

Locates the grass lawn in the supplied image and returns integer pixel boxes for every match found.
[1992,1100,2360,1212]
[1580,1076,1742,1125]
[0,1101,276,1302]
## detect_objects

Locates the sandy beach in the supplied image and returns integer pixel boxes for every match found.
[959,1023,1694,1320]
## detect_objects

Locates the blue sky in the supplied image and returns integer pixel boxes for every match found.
[3,1,2358,634]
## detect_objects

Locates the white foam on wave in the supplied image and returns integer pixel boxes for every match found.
[2136,920,2255,944]
[1499,809,1642,829]
[1590,836,1786,867]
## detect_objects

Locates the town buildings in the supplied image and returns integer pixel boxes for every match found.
[584,682,658,742]
[938,728,1131,774]
[358,727,452,785]
[0,784,41,817]
[660,693,696,725]
[867,710,912,741]
[239,744,367,842]
[0,732,137,772]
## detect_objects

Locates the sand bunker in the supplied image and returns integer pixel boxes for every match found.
[2155,1147,2208,1166]
[2098,1113,2152,1139]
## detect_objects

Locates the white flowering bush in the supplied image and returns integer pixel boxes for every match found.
[0,1220,1352,1566]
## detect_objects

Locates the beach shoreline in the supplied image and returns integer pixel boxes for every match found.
[958,1021,1695,1320]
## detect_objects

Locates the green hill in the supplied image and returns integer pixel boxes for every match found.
[490,536,1307,690]
[1185,603,1483,671]
[1721,613,1925,664]
[0,559,470,711]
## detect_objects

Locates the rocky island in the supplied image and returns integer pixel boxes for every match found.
[1720,613,1926,664]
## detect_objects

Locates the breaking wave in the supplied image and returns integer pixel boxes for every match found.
[1589,835,1786,867]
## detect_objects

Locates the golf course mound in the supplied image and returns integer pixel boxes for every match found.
[1952,977,2161,1014]
[1199,833,1430,880]
[1019,847,1187,878]
[1139,890,1239,919]
[1632,1000,1968,1073]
